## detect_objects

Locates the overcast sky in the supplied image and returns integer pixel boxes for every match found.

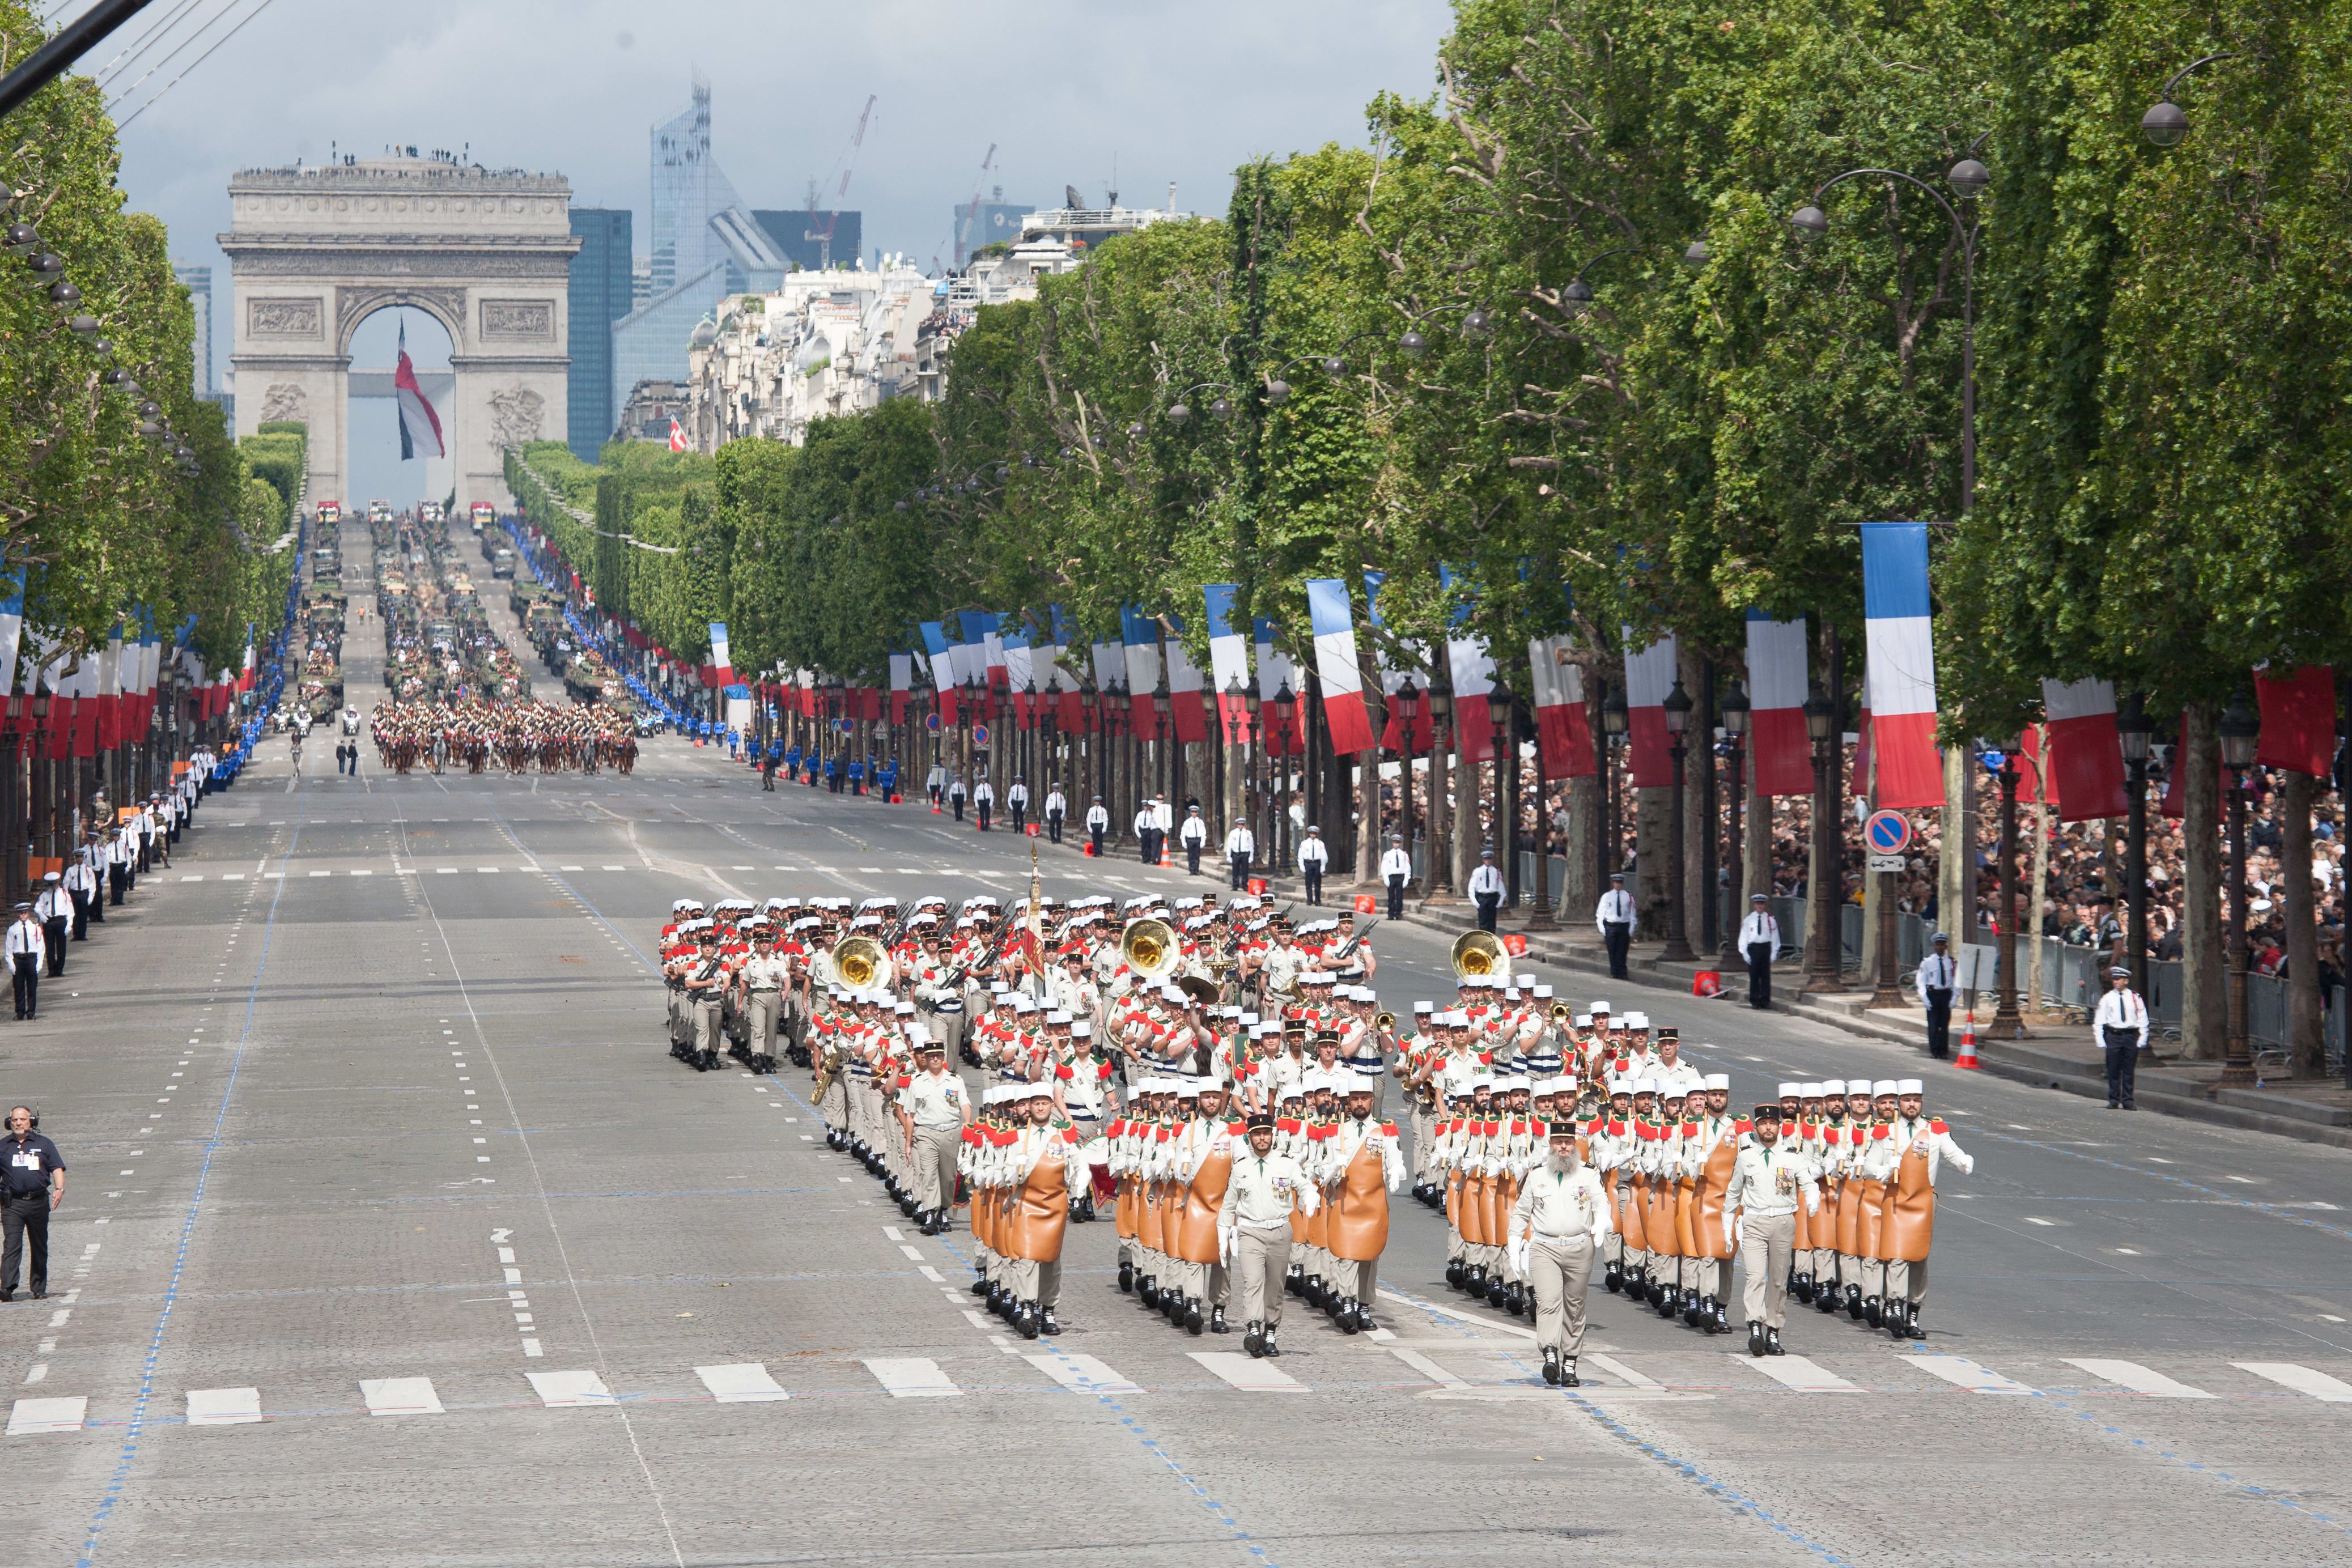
[113,0,1457,394]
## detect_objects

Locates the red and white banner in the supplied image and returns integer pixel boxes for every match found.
[1305,579,1375,752]
[1528,635,1595,778]
[1744,611,1812,796]
[1621,630,1678,789]
[2039,678,2129,821]
[2256,665,2334,777]
[1164,623,1208,743]
[1447,627,1497,765]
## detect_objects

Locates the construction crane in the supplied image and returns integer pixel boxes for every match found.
[954,143,997,270]
[806,94,876,270]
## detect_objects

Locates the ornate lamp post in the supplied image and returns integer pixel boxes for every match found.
[1600,686,1629,890]
[1490,696,1512,906]
[2218,691,2262,1086]
[1393,675,1417,891]
[1661,676,1696,961]
[1425,672,1456,900]
[2116,691,2155,1004]
[1717,679,1751,970]
[1803,685,1842,991]
[1979,730,2025,1034]
[1152,674,1171,809]
[1525,679,1557,932]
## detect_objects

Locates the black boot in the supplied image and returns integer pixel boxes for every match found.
[1560,1358,1580,1388]
[1864,1294,1883,1328]
[1603,1262,1623,1294]
[1466,1265,1488,1300]
[1767,1326,1785,1356]
[1446,1259,1466,1289]
[1140,1275,1160,1308]
[1185,1297,1205,1335]
[1243,1321,1265,1357]
[1041,1308,1061,1336]
[1339,1297,1361,1335]
[1658,1286,1680,1320]
[1748,1320,1767,1357]
[1819,1281,1844,1314]
[1793,1272,1814,1305]
[1261,1329,1281,1358]
[1542,1346,1561,1385]
[1209,1306,1228,1334]
[1118,1261,1133,1294]
[1713,1298,1730,1336]
[969,1274,990,1297]
[1017,1303,1041,1340]
[1846,1284,1865,1320]
[699,1048,719,1072]
[1683,1292,1705,1328]
[1905,1303,1925,1340]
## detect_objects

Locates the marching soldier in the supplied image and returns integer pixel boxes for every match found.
[898,1040,970,1236]
[1508,1119,1610,1386]
[1863,1077,1973,1340]
[1219,1110,1315,1358]
[1723,1099,1822,1357]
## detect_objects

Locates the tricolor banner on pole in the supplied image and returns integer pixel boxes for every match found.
[1119,605,1161,733]
[2039,678,2128,820]
[1440,566,1496,764]
[1001,615,1034,727]
[1251,616,1299,756]
[919,622,955,724]
[1047,606,1085,730]
[1744,611,1813,796]
[956,611,990,692]
[980,613,1007,691]
[1204,584,1250,735]
[1090,639,1125,708]
[1621,628,1678,789]
[0,567,26,701]
[1364,570,1430,755]
[1858,522,1944,809]
[1162,611,1207,743]
[708,622,732,688]
[394,320,446,460]
[1528,635,1595,778]
[1305,577,1376,753]
[2255,665,2336,777]
[888,652,911,725]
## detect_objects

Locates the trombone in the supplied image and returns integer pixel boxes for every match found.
[1450,929,1508,980]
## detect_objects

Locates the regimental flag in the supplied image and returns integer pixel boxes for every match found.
[2039,678,2129,821]
[667,419,687,454]
[1020,855,1046,978]
[1305,577,1375,752]
[394,321,446,461]
[1440,566,1496,764]
[1162,610,1207,743]
[1528,635,1595,778]
[1621,628,1678,789]
[1858,522,1943,809]
[1745,611,1813,797]
[1204,584,1250,736]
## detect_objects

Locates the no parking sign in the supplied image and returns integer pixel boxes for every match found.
[1864,809,1911,872]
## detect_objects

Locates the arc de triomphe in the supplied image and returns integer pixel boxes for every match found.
[221,154,579,513]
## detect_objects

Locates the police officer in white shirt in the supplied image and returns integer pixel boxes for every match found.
[1298,824,1330,905]
[32,876,67,979]
[1006,777,1030,832]
[1916,932,1958,1057]
[1469,847,1507,932]
[973,777,996,831]
[1224,819,1255,890]
[60,855,94,944]
[1043,781,1068,843]
[1085,794,1110,856]
[1379,834,1412,919]
[2093,966,2149,1110]
[1596,872,1634,978]
[1178,804,1210,874]
[1735,893,1779,1009]
[5,905,45,1020]
[947,772,968,821]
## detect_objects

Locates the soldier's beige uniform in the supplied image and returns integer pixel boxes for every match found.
[739,951,790,1058]
[1217,1145,1316,1331]
[903,1067,969,1212]
[1723,1141,1820,1329]
[1508,1155,1610,1361]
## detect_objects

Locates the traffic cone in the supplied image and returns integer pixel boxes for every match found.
[1955,1010,1981,1070]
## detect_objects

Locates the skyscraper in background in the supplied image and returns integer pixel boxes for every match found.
[612,73,787,423]
[175,262,212,394]
[568,207,633,458]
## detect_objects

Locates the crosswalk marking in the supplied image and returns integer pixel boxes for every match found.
[181,874,201,882]
[435,867,458,874]
[1733,1353,1862,1393]
[360,1376,443,1416]
[602,865,626,871]
[559,865,583,871]
[477,867,500,874]
[1024,1352,1140,1395]
[1387,1348,1468,1388]
[220,873,244,879]
[2234,1362,2352,1403]
[864,1357,960,1397]
[1188,1351,1303,1392]
[527,1370,614,1408]
[186,1386,264,1425]
[1904,1354,2038,1395]
[2065,1359,2214,1399]
[694,1363,788,1403]
[1585,1352,1659,1388]
[6,1396,85,1434]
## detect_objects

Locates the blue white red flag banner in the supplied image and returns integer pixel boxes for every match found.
[1439,566,1497,764]
[2039,678,2128,820]
[919,622,956,725]
[956,611,990,691]
[1251,616,1300,757]
[1363,571,1430,755]
[888,652,911,725]
[0,567,25,701]
[1204,585,1250,735]
[1858,522,1943,809]
[707,622,732,689]
[1744,611,1812,796]
[1162,611,1207,743]
[1621,629,1678,789]
[2255,665,2335,778]
[1527,635,1595,778]
[1001,616,1035,727]
[1119,605,1162,734]
[980,613,1007,691]
[1047,605,1085,730]
[394,321,445,461]
[1305,578,1376,753]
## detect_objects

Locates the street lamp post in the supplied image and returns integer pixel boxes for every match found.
[2218,691,2262,1087]
[1661,676,1696,962]
[1152,675,1171,815]
[2116,692,2155,1009]
[2140,53,2240,146]
[1600,686,1629,891]
[1525,681,1556,932]
[1717,679,1751,971]
[1425,673,1455,901]
[1490,698,1512,906]
[1393,676,1416,894]
[1272,679,1296,869]
[1982,733,2026,1036]
[1802,685,1841,991]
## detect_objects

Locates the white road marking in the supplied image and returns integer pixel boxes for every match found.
[602,865,626,871]
[308,870,331,878]
[1025,1352,1140,1394]
[1585,1353,1658,1388]
[917,1265,945,1282]
[21,1365,44,1385]
[2064,1359,2213,1398]
[220,873,244,880]
[436,867,457,874]
[1188,1352,1302,1391]
[898,1245,924,1261]
[1903,1354,2038,1395]
[521,1338,544,1357]
[695,1363,789,1403]
[477,867,500,874]
[2023,1217,2058,1227]
[2234,1362,2352,1403]
[527,1370,615,1408]
[360,1378,444,1416]
[1733,1353,1862,1392]
[1388,1348,1468,1388]
[186,1386,264,1425]
[6,1396,86,1434]
[864,1357,960,1397]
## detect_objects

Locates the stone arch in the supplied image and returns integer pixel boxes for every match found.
[335,286,468,358]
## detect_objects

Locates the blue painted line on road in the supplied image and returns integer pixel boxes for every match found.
[1564,1391,1855,1565]
[2041,1393,2351,1538]
[79,821,296,1568]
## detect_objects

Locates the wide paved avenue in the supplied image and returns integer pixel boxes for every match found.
[5,706,2350,1564]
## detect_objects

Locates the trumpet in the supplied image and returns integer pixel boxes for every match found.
[1374,1009,1396,1033]
[1551,1001,1574,1022]
[829,933,894,992]
[1121,916,1179,981]
[1450,929,1508,980]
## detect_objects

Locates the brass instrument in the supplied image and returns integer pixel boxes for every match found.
[1374,1009,1396,1033]
[1120,917,1179,981]
[1450,929,1508,980]
[1175,975,1221,1007]
[1551,1001,1574,1022]
[829,933,894,992]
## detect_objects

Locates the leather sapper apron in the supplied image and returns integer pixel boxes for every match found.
[1329,1138,1390,1262]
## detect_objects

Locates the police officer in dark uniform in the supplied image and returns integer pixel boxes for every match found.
[0,1106,63,1301]
[33,874,68,979]
[5,904,44,1020]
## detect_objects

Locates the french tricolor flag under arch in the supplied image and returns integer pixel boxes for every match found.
[394,321,445,460]
[1859,522,1944,809]
[1744,610,1813,796]
[1305,577,1376,752]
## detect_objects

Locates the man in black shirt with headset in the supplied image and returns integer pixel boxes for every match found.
[1,1106,64,1302]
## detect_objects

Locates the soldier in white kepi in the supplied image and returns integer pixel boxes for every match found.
[1508,1120,1609,1386]
[1724,1100,1821,1357]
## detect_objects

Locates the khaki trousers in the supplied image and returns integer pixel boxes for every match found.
[1884,1256,1928,1305]
[746,992,782,1056]
[1006,1255,1061,1308]
[1334,1256,1377,1304]
[1738,1212,1796,1328]
[691,997,723,1053]
[912,1124,960,1210]
[1529,1235,1595,1358]
[1232,1225,1290,1329]
[1686,1256,1728,1299]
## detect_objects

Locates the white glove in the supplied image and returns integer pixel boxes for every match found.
[1508,1238,1529,1280]
[1726,1214,1741,1253]
[1218,1236,1232,1268]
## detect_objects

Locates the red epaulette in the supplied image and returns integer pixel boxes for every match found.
[1929,1118,1949,1134]
[1606,1119,1625,1136]
[1733,1119,1753,1134]
[1871,1125,1891,1140]
[1680,1121,1700,1137]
